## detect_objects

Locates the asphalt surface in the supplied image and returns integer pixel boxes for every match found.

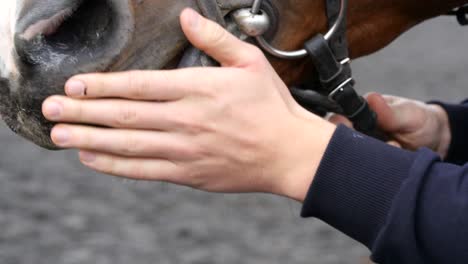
[0,17,467,264]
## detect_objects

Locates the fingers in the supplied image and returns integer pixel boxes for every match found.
[179,8,263,67]
[79,151,184,182]
[63,8,267,101]
[43,96,185,130]
[51,124,195,160]
[365,93,399,105]
[65,68,221,100]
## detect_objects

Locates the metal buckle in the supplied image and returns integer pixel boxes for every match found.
[328,77,353,101]
[233,0,348,60]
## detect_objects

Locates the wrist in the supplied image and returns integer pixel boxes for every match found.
[273,117,336,203]
[429,104,451,159]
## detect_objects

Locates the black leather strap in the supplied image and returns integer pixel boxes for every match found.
[326,0,352,82]
[301,0,379,137]
[290,87,343,116]
[326,0,349,62]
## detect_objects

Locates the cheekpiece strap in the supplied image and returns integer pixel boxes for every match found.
[302,0,379,136]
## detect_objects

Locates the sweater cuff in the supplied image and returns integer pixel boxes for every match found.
[301,125,416,248]
[429,101,468,165]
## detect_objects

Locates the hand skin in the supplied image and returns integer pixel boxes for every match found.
[330,93,451,158]
[42,8,336,202]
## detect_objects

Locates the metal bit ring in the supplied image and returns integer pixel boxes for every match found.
[250,0,347,60]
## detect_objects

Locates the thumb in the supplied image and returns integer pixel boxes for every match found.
[180,8,259,67]
[366,93,402,132]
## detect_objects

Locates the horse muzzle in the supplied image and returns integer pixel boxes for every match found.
[14,0,134,72]
[2,0,135,149]
[1,0,251,149]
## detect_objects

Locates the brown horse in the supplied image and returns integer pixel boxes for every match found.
[0,0,466,149]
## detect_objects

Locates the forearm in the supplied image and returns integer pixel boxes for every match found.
[302,125,468,263]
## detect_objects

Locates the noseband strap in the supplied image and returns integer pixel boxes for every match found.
[177,0,226,68]
[196,0,226,26]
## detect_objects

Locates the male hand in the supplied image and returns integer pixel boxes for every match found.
[42,9,336,202]
[330,93,451,158]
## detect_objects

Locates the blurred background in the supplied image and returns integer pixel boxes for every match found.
[0,16,467,264]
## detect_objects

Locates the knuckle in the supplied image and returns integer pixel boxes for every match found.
[177,114,209,134]
[113,104,139,127]
[248,45,264,58]
[159,71,177,95]
[118,135,142,156]
[247,46,268,67]
[194,90,216,103]
[194,80,216,98]
[100,156,118,176]
[129,164,148,180]
[88,74,107,96]
[79,129,94,148]
[126,71,149,98]
[189,168,213,190]
[71,101,84,121]
[208,25,229,48]
[180,144,206,160]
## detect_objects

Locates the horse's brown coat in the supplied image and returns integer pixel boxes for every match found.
[269,0,468,84]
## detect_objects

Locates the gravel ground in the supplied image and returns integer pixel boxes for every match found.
[0,17,467,264]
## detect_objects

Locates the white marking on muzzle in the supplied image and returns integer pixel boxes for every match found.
[0,0,19,82]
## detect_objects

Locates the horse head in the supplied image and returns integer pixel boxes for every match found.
[0,0,462,149]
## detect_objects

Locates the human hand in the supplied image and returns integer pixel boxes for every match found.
[330,93,451,158]
[42,8,336,202]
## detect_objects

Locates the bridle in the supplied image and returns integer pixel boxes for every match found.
[232,0,379,137]
[179,0,379,137]
[234,0,347,60]
[180,0,468,138]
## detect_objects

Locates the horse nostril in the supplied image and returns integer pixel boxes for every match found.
[14,0,115,66]
[42,0,113,53]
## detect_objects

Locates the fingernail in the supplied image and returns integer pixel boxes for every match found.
[185,8,200,30]
[43,101,63,120]
[80,151,96,163]
[66,79,86,96]
[51,127,70,146]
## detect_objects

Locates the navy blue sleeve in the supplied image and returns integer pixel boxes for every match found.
[301,125,468,264]
[431,100,468,164]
